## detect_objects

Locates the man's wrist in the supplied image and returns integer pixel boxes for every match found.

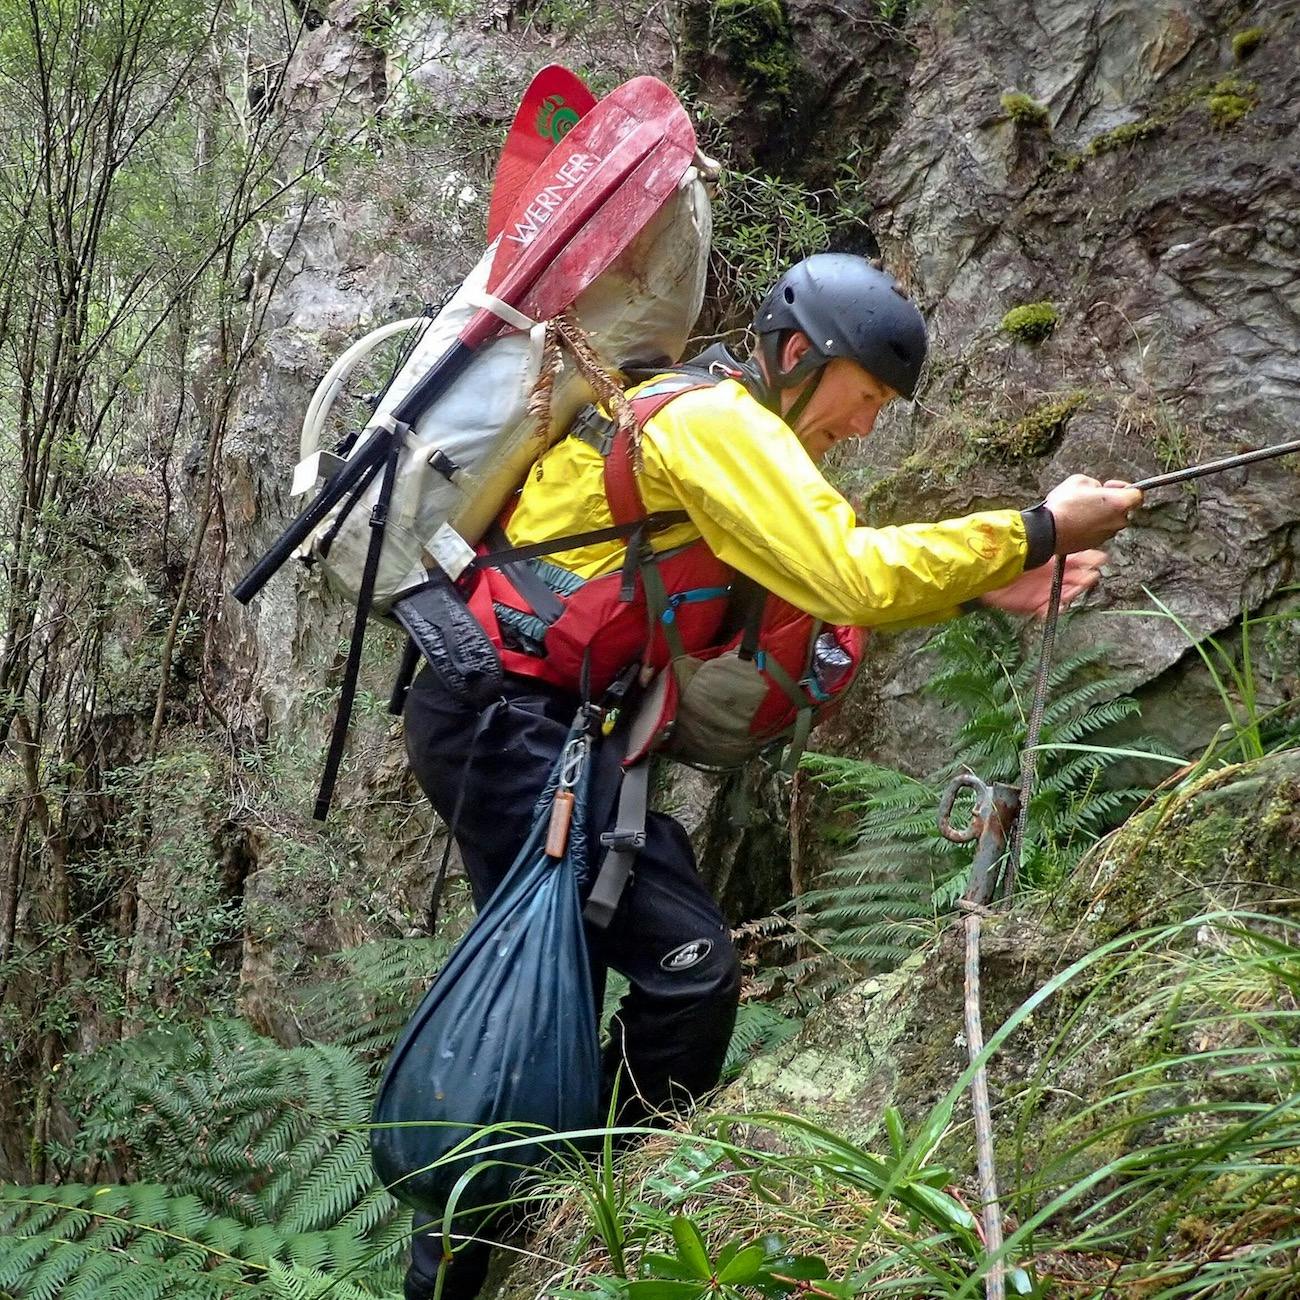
[1020,504,1056,569]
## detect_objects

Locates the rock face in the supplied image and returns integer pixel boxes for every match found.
[837,0,1300,770]
[218,0,1298,999]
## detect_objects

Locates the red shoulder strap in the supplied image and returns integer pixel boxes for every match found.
[602,378,714,527]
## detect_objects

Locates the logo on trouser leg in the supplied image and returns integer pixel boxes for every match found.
[659,939,713,972]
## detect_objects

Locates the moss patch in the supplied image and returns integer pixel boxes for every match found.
[1232,26,1266,61]
[1087,117,1166,156]
[1206,75,1258,128]
[967,391,1087,461]
[1000,91,1049,128]
[1000,300,1059,343]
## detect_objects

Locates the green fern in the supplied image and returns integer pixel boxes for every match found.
[32,1019,410,1296]
[720,1001,800,1081]
[0,1181,402,1298]
[304,938,451,1060]
[786,610,1165,993]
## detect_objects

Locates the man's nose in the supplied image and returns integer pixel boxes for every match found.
[853,406,880,438]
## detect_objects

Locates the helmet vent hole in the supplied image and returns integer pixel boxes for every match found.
[783,287,795,303]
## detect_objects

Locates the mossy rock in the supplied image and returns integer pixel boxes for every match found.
[1205,74,1258,128]
[967,391,1087,461]
[999,301,1059,343]
[1232,27,1266,61]
[1060,750,1300,940]
[1087,117,1166,156]
[1000,91,1049,128]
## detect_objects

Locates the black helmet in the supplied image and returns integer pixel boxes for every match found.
[754,253,928,400]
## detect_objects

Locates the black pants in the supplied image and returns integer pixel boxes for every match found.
[401,669,741,1300]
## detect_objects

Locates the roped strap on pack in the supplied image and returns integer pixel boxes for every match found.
[583,754,650,929]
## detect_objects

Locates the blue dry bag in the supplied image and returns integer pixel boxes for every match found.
[370,712,602,1220]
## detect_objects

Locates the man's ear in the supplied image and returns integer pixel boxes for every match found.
[778,330,814,375]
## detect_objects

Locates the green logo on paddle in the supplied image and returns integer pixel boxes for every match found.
[535,95,580,143]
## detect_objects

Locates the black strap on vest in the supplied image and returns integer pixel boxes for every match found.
[485,524,566,624]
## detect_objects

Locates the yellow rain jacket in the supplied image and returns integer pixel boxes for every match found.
[507,377,1030,628]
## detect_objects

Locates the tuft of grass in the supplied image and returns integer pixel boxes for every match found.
[1000,91,1049,128]
[1000,300,1059,343]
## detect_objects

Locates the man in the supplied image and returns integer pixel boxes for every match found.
[401,253,1141,1298]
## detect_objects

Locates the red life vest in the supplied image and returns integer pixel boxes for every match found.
[466,375,868,770]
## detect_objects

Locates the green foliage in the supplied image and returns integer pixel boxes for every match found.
[306,938,451,1059]
[684,0,801,107]
[720,1002,800,1081]
[709,168,832,326]
[785,611,1159,992]
[1003,913,1300,1295]
[0,1181,402,1298]
[1000,91,1049,128]
[1231,26,1266,61]
[17,1019,411,1295]
[623,1215,847,1298]
[540,1106,992,1298]
[999,301,1059,343]
[967,391,1087,462]
[1122,590,1300,764]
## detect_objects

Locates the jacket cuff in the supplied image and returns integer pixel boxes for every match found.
[1020,504,1056,570]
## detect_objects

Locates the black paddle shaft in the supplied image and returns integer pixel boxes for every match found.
[232,339,476,605]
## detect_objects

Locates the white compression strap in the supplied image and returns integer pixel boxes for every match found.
[465,288,537,332]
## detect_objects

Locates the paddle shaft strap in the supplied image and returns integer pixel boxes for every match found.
[233,339,475,603]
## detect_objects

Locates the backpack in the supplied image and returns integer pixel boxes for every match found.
[465,371,869,775]
[294,172,713,614]
[246,166,713,819]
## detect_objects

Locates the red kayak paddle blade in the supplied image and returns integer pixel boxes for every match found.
[486,65,596,245]
[485,77,696,329]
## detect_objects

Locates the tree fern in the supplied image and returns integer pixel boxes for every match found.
[788,610,1165,992]
[304,938,451,1059]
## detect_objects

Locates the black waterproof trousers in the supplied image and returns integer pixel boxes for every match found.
[400,668,742,1300]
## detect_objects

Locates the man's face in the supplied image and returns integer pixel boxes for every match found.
[773,334,899,462]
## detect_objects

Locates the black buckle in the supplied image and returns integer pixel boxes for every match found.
[600,828,646,852]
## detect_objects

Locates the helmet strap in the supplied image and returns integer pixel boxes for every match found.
[780,362,824,429]
[757,330,828,426]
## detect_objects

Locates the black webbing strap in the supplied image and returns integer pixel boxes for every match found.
[315,432,403,821]
[485,525,565,624]
[584,756,651,930]
[316,453,384,561]
[468,511,688,572]
[388,635,421,715]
